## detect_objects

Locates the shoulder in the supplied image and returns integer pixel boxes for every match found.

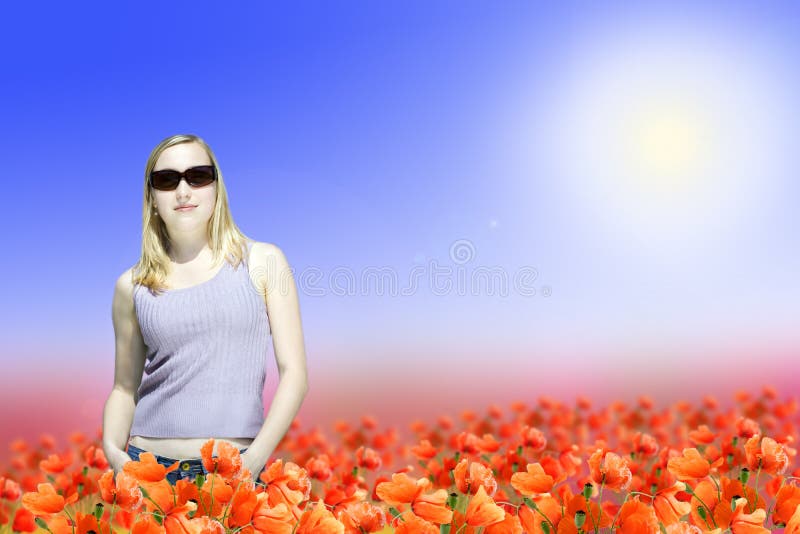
[112,267,138,316]
[114,267,136,297]
[250,241,289,263]
[249,241,292,283]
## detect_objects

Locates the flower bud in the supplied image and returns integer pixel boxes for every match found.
[739,468,750,484]
[575,509,586,529]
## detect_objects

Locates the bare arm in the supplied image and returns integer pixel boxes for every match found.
[102,269,147,473]
[246,243,309,471]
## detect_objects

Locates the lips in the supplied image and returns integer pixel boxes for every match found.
[175,205,197,210]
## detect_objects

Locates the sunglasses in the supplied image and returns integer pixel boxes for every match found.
[149,165,217,191]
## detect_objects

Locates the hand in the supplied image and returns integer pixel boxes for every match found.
[239,450,265,483]
[107,447,133,476]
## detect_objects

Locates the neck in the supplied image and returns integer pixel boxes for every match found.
[167,236,212,264]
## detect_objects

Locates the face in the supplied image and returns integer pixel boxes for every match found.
[150,142,217,232]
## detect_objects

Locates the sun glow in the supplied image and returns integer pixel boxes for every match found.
[507,20,789,258]
[621,101,710,194]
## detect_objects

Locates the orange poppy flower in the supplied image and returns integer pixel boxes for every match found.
[200,439,244,480]
[744,434,789,475]
[665,522,721,533]
[393,509,439,534]
[510,462,555,496]
[250,491,296,534]
[453,458,498,497]
[651,481,692,526]
[334,499,387,533]
[517,494,563,534]
[588,449,632,492]
[97,470,143,512]
[520,426,547,452]
[410,440,438,461]
[783,499,800,534]
[463,485,505,528]
[667,448,724,481]
[295,498,344,534]
[688,425,717,446]
[375,471,452,525]
[21,482,79,517]
[726,497,769,533]
[632,432,660,457]
[772,483,800,527]
[559,492,613,532]
[260,459,312,523]
[613,495,659,532]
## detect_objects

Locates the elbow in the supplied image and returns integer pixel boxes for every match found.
[277,365,308,394]
[294,370,310,394]
[295,372,309,395]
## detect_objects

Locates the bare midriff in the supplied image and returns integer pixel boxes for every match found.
[128,436,255,459]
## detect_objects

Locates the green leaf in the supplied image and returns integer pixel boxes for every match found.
[35,517,53,533]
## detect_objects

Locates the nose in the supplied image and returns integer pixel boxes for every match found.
[175,178,193,197]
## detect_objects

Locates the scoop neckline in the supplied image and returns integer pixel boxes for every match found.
[162,260,229,293]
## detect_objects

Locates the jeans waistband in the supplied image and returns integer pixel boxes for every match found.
[127,442,248,464]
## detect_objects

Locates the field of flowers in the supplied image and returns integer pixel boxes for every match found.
[3,385,799,533]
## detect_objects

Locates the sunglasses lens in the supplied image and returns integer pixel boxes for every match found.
[150,171,181,191]
[185,166,216,187]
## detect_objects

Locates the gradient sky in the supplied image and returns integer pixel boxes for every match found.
[1,1,799,452]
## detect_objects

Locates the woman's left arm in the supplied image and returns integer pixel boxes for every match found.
[243,242,309,480]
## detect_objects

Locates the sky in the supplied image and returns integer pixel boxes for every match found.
[1,1,799,453]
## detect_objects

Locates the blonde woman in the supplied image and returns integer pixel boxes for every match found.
[102,134,308,486]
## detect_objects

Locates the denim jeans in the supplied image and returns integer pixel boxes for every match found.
[126,441,266,486]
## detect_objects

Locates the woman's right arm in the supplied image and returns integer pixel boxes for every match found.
[102,269,147,475]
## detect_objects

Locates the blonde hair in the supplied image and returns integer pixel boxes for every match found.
[132,134,251,295]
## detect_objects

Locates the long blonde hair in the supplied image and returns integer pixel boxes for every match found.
[132,134,251,295]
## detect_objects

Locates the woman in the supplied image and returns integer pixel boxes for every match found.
[102,134,308,486]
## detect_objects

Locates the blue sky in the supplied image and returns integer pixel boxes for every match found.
[1,1,798,397]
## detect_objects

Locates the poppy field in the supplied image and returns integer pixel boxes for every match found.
[3,385,800,533]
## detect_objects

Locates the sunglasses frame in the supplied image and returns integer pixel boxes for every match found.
[149,165,218,191]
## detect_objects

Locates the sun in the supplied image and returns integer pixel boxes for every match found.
[508,21,788,257]
[621,101,710,194]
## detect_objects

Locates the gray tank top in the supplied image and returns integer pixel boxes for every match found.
[129,240,271,438]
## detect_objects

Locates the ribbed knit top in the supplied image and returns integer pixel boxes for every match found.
[129,240,271,439]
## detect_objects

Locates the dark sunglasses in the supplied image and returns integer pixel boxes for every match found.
[149,165,217,191]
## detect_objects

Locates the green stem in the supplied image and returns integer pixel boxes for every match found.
[766,475,795,519]
[586,476,604,534]
[220,478,245,523]
[609,491,638,530]
[138,483,167,519]
[710,475,722,503]
[750,465,762,514]
[689,491,717,530]
[523,497,557,534]
[62,507,75,534]
[229,520,254,534]
[595,482,604,534]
